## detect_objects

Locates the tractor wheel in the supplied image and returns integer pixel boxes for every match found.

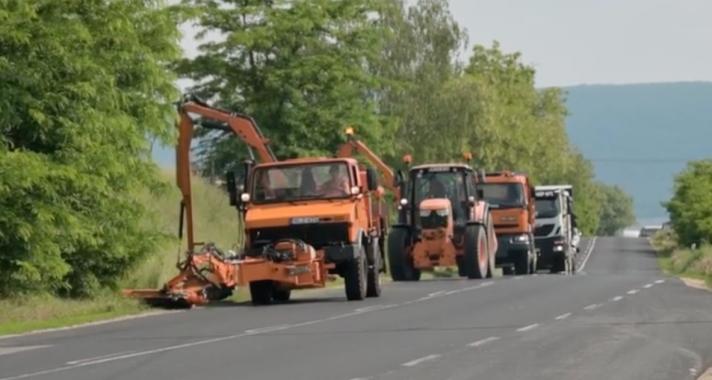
[249,280,274,305]
[456,256,467,277]
[366,241,382,298]
[344,254,367,301]
[387,228,421,281]
[272,287,291,302]
[464,225,488,279]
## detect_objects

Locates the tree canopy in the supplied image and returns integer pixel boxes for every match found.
[666,160,712,246]
[0,0,180,296]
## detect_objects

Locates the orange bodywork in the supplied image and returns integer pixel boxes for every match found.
[483,172,535,236]
[124,101,387,306]
[411,199,457,268]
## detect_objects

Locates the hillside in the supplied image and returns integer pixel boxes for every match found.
[564,82,712,224]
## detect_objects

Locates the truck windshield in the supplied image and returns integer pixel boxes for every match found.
[535,198,560,218]
[252,162,351,203]
[480,183,525,208]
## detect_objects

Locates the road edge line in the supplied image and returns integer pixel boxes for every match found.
[577,236,598,273]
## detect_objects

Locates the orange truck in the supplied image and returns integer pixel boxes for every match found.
[125,96,387,306]
[480,172,537,275]
[387,159,498,280]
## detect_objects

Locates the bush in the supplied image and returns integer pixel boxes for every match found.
[665,160,712,246]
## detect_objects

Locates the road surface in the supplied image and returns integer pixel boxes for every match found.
[1,237,711,380]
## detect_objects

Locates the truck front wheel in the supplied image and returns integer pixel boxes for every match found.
[387,228,421,281]
[464,225,488,279]
[344,254,367,301]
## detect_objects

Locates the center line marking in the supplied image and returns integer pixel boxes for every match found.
[583,304,599,311]
[402,354,441,367]
[643,283,654,288]
[516,323,539,332]
[611,296,624,302]
[627,289,639,295]
[555,313,571,320]
[66,351,134,365]
[655,279,665,284]
[468,336,500,347]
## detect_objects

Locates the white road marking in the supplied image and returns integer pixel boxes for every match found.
[655,279,665,284]
[576,237,598,273]
[583,303,599,311]
[0,345,51,357]
[555,313,572,320]
[516,323,539,332]
[244,324,291,335]
[643,283,654,289]
[354,304,397,313]
[66,351,134,365]
[468,336,500,347]
[627,289,639,295]
[402,354,441,367]
[611,296,624,302]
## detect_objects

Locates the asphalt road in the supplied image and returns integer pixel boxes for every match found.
[1,237,711,380]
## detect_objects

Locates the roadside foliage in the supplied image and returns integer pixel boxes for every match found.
[666,159,712,246]
[0,0,180,296]
[0,0,633,300]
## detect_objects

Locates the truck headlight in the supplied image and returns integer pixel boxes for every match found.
[511,234,529,243]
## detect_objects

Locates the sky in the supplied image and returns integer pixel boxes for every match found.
[447,0,712,87]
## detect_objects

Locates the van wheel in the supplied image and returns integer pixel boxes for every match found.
[345,254,367,301]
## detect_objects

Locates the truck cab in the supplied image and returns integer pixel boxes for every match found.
[533,185,577,274]
[481,172,536,275]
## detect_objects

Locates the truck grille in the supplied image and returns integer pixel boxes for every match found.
[420,211,448,229]
[249,223,350,250]
[535,224,555,237]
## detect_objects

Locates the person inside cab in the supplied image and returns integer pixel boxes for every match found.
[318,164,350,197]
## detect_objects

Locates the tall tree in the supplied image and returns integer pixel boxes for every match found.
[179,0,390,174]
[596,184,636,236]
[0,0,180,296]
[666,160,712,246]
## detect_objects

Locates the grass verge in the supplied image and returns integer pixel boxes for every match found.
[0,293,147,336]
[652,229,712,289]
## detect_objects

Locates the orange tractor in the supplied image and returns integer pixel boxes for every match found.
[480,172,537,275]
[387,159,498,280]
[125,97,387,306]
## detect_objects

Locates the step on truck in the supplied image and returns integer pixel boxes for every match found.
[388,158,498,280]
[481,172,537,275]
[533,185,578,274]
[124,96,386,306]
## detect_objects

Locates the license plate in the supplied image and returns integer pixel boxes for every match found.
[290,217,320,225]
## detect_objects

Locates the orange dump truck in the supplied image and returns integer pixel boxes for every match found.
[125,97,386,306]
[481,172,537,275]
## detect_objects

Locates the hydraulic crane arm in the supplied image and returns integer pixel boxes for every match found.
[336,128,398,196]
[176,95,276,252]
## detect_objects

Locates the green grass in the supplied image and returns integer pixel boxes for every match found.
[0,172,241,336]
[0,293,148,336]
[652,229,712,288]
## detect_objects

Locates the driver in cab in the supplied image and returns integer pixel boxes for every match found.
[318,164,350,197]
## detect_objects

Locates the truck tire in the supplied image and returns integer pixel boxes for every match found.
[550,255,566,274]
[513,251,529,275]
[273,287,291,302]
[345,254,367,301]
[570,255,577,274]
[249,280,274,305]
[366,241,382,298]
[464,225,488,279]
[387,228,421,281]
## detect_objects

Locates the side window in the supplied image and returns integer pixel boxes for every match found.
[350,165,358,187]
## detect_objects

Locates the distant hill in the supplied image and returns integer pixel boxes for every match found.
[564,82,712,224]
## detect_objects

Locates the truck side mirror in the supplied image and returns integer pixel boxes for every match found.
[395,169,405,188]
[366,167,378,192]
[226,171,238,206]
